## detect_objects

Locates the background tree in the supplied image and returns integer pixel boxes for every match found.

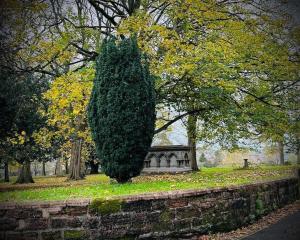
[118,0,299,167]
[85,143,100,174]
[0,68,19,182]
[199,153,207,163]
[44,68,94,180]
[88,36,156,183]
[8,74,48,184]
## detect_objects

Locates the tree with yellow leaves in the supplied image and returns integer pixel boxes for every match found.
[44,67,94,180]
[117,0,300,169]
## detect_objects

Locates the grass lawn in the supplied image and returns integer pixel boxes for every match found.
[0,165,298,202]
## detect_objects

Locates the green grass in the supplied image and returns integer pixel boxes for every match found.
[0,165,297,202]
[0,174,109,185]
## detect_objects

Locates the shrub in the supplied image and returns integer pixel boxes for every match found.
[88,36,156,183]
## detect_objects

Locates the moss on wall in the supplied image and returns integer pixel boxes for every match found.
[153,209,173,231]
[64,230,85,240]
[255,198,264,216]
[89,198,123,215]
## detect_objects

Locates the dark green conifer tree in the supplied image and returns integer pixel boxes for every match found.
[88,36,155,183]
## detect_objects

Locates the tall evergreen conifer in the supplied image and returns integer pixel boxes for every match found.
[88,36,155,183]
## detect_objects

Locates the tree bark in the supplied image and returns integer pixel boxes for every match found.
[243,159,249,168]
[68,138,84,180]
[65,158,69,175]
[278,141,284,165]
[297,146,300,165]
[42,161,46,176]
[187,115,199,171]
[55,158,63,176]
[4,160,9,182]
[15,160,34,184]
[90,161,99,174]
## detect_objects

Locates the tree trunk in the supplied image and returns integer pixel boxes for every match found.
[55,158,63,176]
[90,161,99,174]
[278,141,284,165]
[297,146,300,165]
[65,158,69,175]
[15,160,34,184]
[187,115,199,171]
[42,161,46,176]
[68,139,84,180]
[33,162,38,176]
[4,160,9,182]
[243,159,249,169]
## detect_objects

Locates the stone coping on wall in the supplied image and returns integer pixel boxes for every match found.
[0,177,299,240]
[0,177,298,208]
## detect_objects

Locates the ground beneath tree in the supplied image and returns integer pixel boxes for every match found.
[195,200,300,240]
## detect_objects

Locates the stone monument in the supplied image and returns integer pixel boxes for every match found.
[143,145,192,173]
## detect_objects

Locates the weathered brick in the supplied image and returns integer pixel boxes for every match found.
[176,206,200,220]
[41,231,62,240]
[191,217,204,228]
[0,217,18,230]
[121,200,152,212]
[100,222,131,232]
[167,198,188,208]
[0,209,7,217]
[61,206,87,216]
[231,198,247,209]
[86,230,101,240]
[128,221,152,236]
[7,208,43,219]
[51,217,82,229]
[46,205,87,217]
[6,231,38,240]
[173,219,191,231]
[82,217,100,229]
[47,206,63,216]
[19,218,49,230]
[189,198,212,209]
[131,211,160,233]
[97,229,127,239]
[151,199,166,211]
[101,212,132,225]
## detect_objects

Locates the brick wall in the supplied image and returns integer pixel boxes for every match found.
[0,178,299,240]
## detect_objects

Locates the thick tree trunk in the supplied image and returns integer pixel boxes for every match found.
[4,160,9,182]
[90,161,99,174]
[68,139,84,180]
[15,160,34,184]
[42,161,46,176]
[187,115,199,171]
[278,141,284,165]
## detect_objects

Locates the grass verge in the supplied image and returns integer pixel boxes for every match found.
[0,165,297,202]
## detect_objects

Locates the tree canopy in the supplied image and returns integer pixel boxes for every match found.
[1,0,299,180]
